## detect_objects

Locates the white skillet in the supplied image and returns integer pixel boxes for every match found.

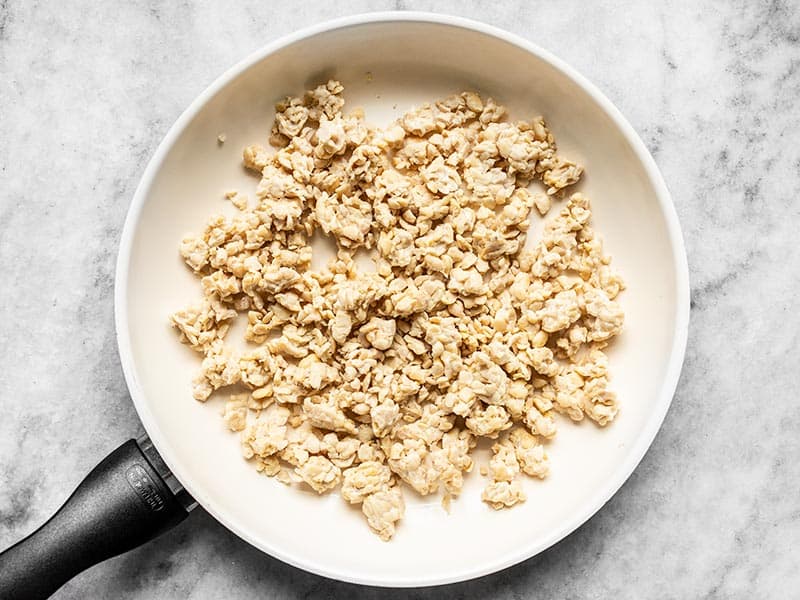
[0,13,689,596]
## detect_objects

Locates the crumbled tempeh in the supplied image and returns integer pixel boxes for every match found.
[170,81,624,540]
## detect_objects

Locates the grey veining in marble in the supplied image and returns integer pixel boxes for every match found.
[1,0,799,598]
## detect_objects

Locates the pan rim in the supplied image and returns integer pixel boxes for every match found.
[114,10,690,588]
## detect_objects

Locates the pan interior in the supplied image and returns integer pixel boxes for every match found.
[120,17,687,586]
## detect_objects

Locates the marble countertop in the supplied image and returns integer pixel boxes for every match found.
[1,1,798,597]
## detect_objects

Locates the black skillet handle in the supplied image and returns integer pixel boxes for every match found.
[0,438,194,600]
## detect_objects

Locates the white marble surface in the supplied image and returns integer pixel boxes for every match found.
[1,0,798,597]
